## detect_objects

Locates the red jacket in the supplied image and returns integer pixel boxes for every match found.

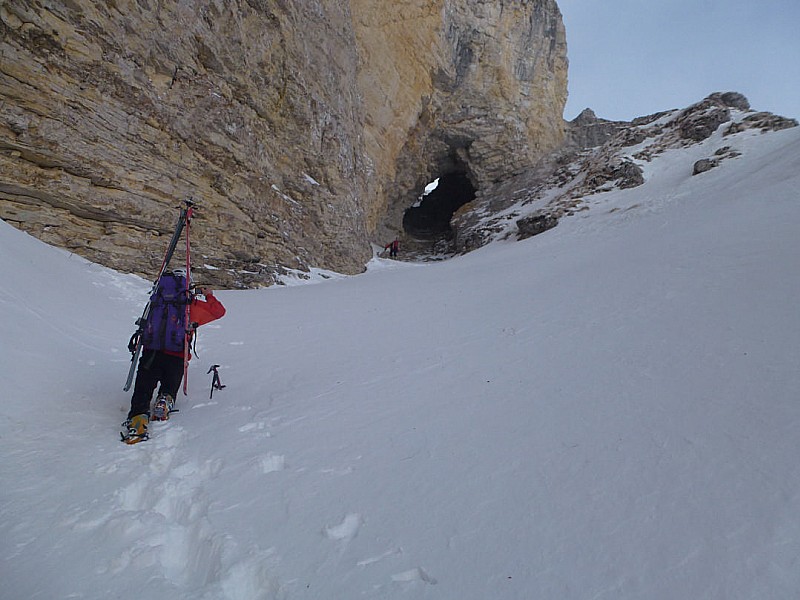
[162,292,226,358]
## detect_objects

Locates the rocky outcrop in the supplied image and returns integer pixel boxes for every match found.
[584,156,644,190]
[516,213,557,240]
[450,92,797,251]
[0,0,567,286]
[724,111,798,135]
[692,145,742,176]
[565,108,627,149]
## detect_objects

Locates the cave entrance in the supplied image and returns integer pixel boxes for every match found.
[402,171,476,240]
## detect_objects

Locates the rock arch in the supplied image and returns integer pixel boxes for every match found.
[403,170,476,240]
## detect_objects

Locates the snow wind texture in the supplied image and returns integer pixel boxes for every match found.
[1,125,799,599]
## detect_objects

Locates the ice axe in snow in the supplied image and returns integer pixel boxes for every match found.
[207,364,226,399]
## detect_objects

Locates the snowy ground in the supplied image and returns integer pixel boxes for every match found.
[1,125,799,599]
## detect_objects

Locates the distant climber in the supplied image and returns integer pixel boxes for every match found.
[385,238,399,258]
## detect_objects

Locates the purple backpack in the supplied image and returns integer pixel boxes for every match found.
[142,272,190,353]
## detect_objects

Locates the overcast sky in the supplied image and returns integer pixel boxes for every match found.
[557,0,800,122]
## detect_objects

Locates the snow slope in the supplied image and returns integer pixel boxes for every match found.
[1,125,799,599]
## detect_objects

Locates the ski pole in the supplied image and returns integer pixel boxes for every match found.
[182,200,194,395]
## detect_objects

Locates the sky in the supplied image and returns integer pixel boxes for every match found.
[557,0,800,121]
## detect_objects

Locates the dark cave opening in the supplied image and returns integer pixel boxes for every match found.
[402,171,476,240]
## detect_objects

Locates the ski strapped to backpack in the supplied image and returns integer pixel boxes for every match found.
[182,206,193,395]
[124,199,195,392]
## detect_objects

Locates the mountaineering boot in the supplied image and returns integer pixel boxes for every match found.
[151,393,175,421]
[122,414,149,444]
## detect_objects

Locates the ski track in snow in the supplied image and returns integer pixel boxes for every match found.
[57,403,424,599]
[97,427,238,591]
[67,421,287,599]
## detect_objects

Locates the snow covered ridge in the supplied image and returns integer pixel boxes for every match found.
[452,92,798,252]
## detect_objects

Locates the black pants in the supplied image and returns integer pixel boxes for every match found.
[128,350,183,418]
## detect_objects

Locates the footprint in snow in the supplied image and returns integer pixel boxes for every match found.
[324,513,361,542]
[239,421,267,433]
[357,547,403,567]
[319,466,353,476]
[191,401,219,409]
[259,453,285,474]
[103,450,229,586]
[392,567,438,585]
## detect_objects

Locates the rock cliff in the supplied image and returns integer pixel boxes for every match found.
[0,0,567,286]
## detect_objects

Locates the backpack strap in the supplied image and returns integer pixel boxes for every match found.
[154,301,170,350]
[127,330,141,354]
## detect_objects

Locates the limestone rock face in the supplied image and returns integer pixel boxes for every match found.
[357,0,568,243]
[0,0,567,286]
[1,0,370,287]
